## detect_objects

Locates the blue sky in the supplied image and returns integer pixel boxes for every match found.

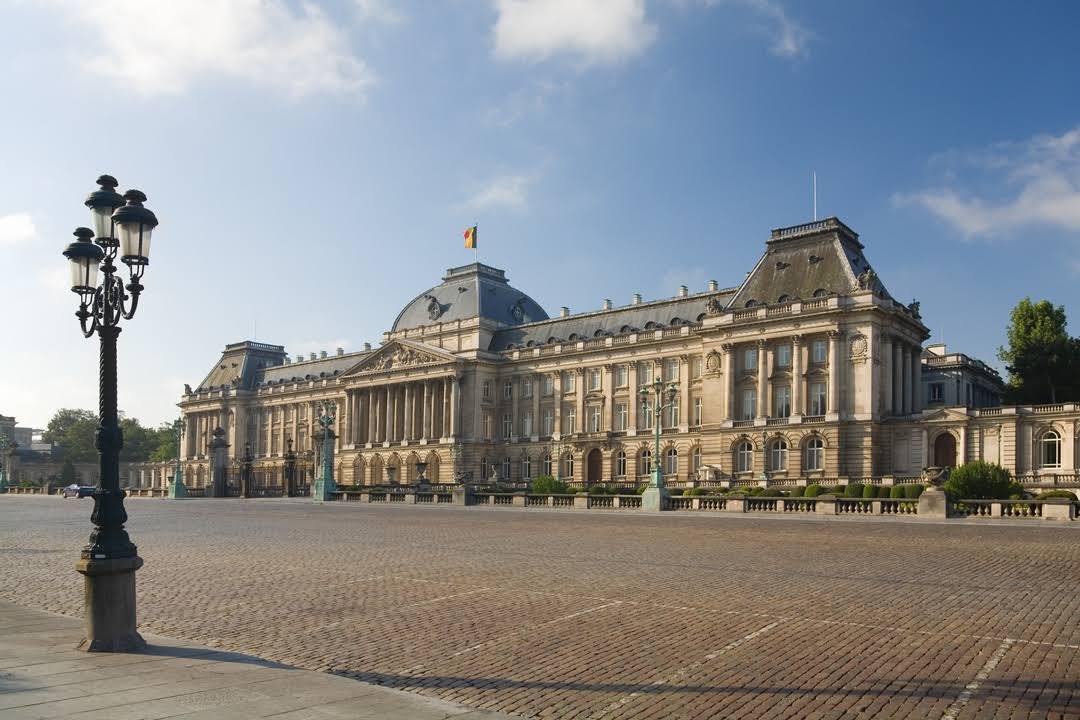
[1,0,1078,430]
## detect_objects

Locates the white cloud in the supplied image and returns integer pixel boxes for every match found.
[0,213,35,244]
[482,79,567,127]
[466,174,533,211]
[896,126,1080,238]
[493,0,656,65]
[54,0,374,99]
[354,0,405,25]
[743,0,811,58]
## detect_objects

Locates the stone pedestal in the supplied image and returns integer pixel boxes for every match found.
[452,485,475,506]
[75,556,145,652]
[1041,498,1075,521]
[641,486,668,512]
[918,487,949,518]
[312,478,335,503]
[573,493,589,509]
[814,494,837,515]
[167,478,188,499]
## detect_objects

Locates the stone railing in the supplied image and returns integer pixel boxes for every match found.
[2,486,53,495]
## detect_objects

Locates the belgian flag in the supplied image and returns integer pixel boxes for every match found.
[463,225,477,249]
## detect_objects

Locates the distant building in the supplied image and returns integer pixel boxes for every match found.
[0,415,14,446]
[922,344,1004,409]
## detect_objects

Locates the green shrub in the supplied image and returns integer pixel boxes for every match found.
[668,487,684,496]
[903,483,924,499]
[846,483,865,498]
[804,484,826,497]
[827,485,846,495]
[791,485,806,497]
[635,485,647,495]
[888,485,906,499]
[684,487,710,497]
[943,462,1021,500]
[531,475,570,494]
[1036,490,1078,501]
[587,485,607,495]
[861,484,878,499]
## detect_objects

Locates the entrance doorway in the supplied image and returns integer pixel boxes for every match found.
[586,449,602,485]
[933,433,957,468]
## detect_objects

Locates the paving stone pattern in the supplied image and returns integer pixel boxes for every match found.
[1,498,1077,719]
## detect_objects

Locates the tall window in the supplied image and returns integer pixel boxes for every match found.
[588,368,601,391]
[638,362,653,384]
[483,380,491,399]
[805,437,824,471]
[743,347,757,371]
[663,358,679,382]
[565,407,576,434]
[589,405,602,432]
[564,372,576,392]
[693,397,703,426]
[616,450,627,476]
[692,447,702,474]
[664,398,680,428]
[481,456,488,479]
[522,379,533,398]
[735,441,753,473]
[522,411,533,438]
[543,375,554,396]
[563,453,575,478]
[502,457,511,479]
[929,382,944,403]
[809,382,827,416]
[543,408,554,436]
[1040,430,1062,469]
[774,386,792,418]
[775,344,792,369]
[640,403,654,429]
[542,454,552,476]
[769,439,788,471]
[811,340,827,364]
[639,448,652,475]
[484,415,493,440]
[522,455,532,479]
[691,357,703,379]
[615,365,628,387]
[664,447,678,476]
[742,389,756,420]
[616,403,628,431]
[502,413,512,439]
[504,380,513,399]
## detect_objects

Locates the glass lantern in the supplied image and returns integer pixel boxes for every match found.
[62,229,104,294]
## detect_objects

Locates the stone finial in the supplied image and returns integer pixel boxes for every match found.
[678,285,688,297]
[708,280,718,291]
[632,293,642,305]
[560,307,569,317]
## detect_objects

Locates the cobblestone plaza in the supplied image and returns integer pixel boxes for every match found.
[1,498,1077,719]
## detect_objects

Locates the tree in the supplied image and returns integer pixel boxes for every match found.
[997,298,1078,404]
[149,423,179,462]
[944,461,1022,500]
[60,458,77,485]
[43,409,98,463]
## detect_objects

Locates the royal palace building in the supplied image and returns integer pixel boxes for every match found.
[173,218,1080,490]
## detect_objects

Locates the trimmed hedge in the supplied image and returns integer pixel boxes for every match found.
[791,485,806,497]
[944,461,1021,500]
[684,487,710,497]
[531,475,570,494]
[1035,490,1078,501]
[889,484,907,499]
[846,483,865,498]
[804,484,827,497]
[587,485,608,495]
[861,484,878,499]
[903,483,925,499]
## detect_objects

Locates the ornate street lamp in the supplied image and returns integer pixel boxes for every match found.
[0,436,11,489]
[283,438,297,497]
[312,399,337,501]
[233,442,253,498]
[61,174,158,652]
[168,417,187,498]
[639,377,678,511]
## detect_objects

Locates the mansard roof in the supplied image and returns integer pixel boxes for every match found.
[391,262,549,333]
[727,218,894,309]
[194,341,287,392]
[488,290,736,351]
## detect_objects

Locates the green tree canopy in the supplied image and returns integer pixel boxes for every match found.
[43,409,170,463]
[149,422,180,462]
[997,298,1078,404]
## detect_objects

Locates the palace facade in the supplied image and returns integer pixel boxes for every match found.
[175,217,1080,489]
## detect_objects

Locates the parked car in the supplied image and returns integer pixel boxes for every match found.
[61,484,95,499]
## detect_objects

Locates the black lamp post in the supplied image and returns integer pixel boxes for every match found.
[62,174,158,652]
[283,438,297,497]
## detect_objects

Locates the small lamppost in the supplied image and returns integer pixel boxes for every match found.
[283,438,297,497]
[312,399,337,502]
[239,442,253,498]
[0,435,10,489]
[61,174,158,652]
[168,418,187,498]
[639,377,678,511]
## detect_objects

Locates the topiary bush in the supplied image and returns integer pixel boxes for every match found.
[531,475,570,494]
[668,487,684,496]
[827,485,846,495]
[888,484,906,499]
[1036,490,1078,501]
[791,485,806,497]
[861,484,878,499]
[587,485,607,495]
[943,461,1022,500]
[903,483,925,499]
[804,484,826,497]
[684,487,710,497]
[846,483,865,498]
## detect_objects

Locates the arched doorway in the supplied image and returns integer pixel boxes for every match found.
[586,448,602,485]
[933,433,957,468]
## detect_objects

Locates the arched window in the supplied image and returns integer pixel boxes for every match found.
[664,447,678,476]
[594,329,606,337]
[777,295,791,303]
[563,453,575,478]
[735,441,753,473]
[744,299,760,308]
[769,439,788,471]
[615,450,627,477]
[568,333,579,341]
[639,448,652,475]
[805,437,824,472]
[542,453,552,476]
[1040,430,1062,469]
[812,288,829,298]
[644,321,656,330]
[692,447,702,474]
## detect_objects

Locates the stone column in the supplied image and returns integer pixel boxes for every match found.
[723,344,735,421]
[554,373,564,436]
[791,336,803,417]
[450,376,460,438]
[628,365,638,433]
[910,347,922,414]
[827,331,842,419]
[902,347,913,416]
[679,355,690,431]
[184,415,196,459]
[510,376,520,441]
[575,369,586,434]
[531,373,540,440]
[881,334,894,415]
[421,382,430,441]
[604,365,615,432]
[442,377,451,440]
[403,384,413,442]
[367,388,376,444]
[756,340,767,420]
[893,342,904,416]
[384,385,393,443]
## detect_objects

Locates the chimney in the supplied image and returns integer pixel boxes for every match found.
[363,342,371,351]
[602,299,612,310]
[708,280,718,292]
[632,293,642,305]
[678,285,688,297]
[560,306,569,318]
[296,355,304,363]
[309,353,316,361]
[284,357,291,364]
[320,350,327,359]
[336,347,344,356]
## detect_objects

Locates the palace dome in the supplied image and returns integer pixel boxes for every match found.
[391,263,548,333]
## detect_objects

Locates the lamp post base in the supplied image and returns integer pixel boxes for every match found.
[75,556,146,652]
[312,479,336,503]
[641,486,668,512]
[167,480,187,499]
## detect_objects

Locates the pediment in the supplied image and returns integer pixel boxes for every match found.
[343,340,457,376]
[921,406,971,423]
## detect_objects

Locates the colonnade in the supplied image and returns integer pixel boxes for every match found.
[881,334,922,416]
[721,333,843,421]
[344,376,458,445]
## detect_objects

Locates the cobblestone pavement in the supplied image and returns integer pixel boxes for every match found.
[1,497,1077,719]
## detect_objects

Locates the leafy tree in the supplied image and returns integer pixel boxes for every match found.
[60,458,77,485]
[149,422,180,462]
[997,298,1078,404]
[43,409,98,462]
[944,461,1022,500]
